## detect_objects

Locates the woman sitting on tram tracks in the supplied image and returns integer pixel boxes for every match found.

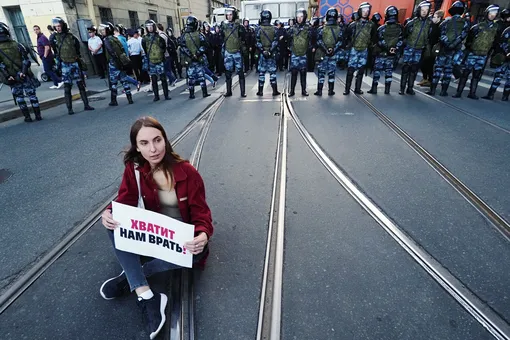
[100,116,213,339]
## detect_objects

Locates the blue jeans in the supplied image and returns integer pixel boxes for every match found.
[107,230,203,291]
[42,57,61,85]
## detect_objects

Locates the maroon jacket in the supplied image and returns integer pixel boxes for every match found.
[109,161,213,266]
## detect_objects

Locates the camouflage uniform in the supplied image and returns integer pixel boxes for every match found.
[221,20,246,97]
[180,27,210,99]
[103,33,133,105]
[483,26,510,101]
[288,19,311,96]
[142,26,170,101]
[454,13,499,99]
[315,24,343,95]
[0,37,42,122]
[256,23,279,96]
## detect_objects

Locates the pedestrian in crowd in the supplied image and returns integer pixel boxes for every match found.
[0,22,42,122]
[87,26,107,79]
[100,116,213,339]
[211,25,224,76]
[50,17,94,114]
[418,10,444,88]
[34,25,63,88]
[128,30,145,84]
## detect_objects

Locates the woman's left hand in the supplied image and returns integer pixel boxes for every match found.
[184,232,208,255]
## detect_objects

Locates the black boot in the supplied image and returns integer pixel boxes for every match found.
[343,68,354,95]
[240,77,247,97]
[151,75,160,101]
[33,106,42,121]
[406,70,416,95]
[502,89,509,101]
[314,82,323,96]
[426,83,437,96]
[367,80,377,94]
[384,82,391,95]
[300,71,308,96]
[126,93,134,104]
[189,86,195,99]
[271,83,280,96]
[225,74,233,97]
[354,68,364,94]
[109,91,118,106]
[202,85,211,98]
[439,82,449,97]
[64,83,74,115]
[482,87,496,100]
[453,71,469,98]
[161,77,171,100]
[467,71,481,100]
[399,66,409,95]
[21,107,33,122]
[328,82,335,96]
[78,82,94,111]
[289,71,298,97]
[256,83,264,96]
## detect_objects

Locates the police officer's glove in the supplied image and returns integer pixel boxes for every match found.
[263,51,271,58]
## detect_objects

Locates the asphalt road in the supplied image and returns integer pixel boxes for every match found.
[0,71,509,339]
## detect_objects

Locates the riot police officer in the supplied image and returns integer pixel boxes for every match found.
[453,5,500,99]
[315,8,343,96]
[142,19,170,101]
[0,22,42,122]
[427,1,468,96]
[400,1,432,95]
[100,22,133,106]
[50,17,94,114]
[221,6,247,97]
[288,8,311,97]
[256,9,280,96]
[367,6,403,95]
[343,2,376,95]
[180,16,210,99]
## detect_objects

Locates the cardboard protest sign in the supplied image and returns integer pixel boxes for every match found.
[112,201,195,268]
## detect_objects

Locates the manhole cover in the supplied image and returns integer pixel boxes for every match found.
[0,168,13,184]
[88,96,106,102]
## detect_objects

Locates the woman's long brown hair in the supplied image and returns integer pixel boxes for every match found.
[124,116,184,185]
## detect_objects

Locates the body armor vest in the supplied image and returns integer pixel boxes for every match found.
[384,24,400,50]
[323,25,341,49]
[183,32,200,63]
[144,34,164,64]
[471,22,498,56]
[260,25,275,50]
[224,23,241,53]
[55,33,77,62]
[291,25,309,56]
[352,21,373,51]
[105,36,124,62]
[0,40,22,76]
[445,17,466,44]
[408,18,431,49]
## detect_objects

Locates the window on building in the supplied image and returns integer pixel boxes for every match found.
[99,7,113,23]
[167,16,174,31]
[149,11,158,23]
[129,11,139,28]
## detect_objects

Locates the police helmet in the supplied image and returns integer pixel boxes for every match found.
[260,10,272,25]
[448,1,464,16]
[296,8,308,23]
[100,22,115,36]
[485,4,500,19]
[225,6,239,22]
[385,6,399,22]
[186,16,199,31]
[325,8,339,24]
[145,20,157,32]
[166,27,173,36]
[371,12,382,24]
[274,19,281,26]
[501,9,510,20]
[351,12,360,22]
[52,17,68,32]
[358,2,372,18]
[415,1,432,18]
[0,22,10,42]
[311,17,320,27]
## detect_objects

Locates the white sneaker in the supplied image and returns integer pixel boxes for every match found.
[57,82,64,89]
[49,85,58,89]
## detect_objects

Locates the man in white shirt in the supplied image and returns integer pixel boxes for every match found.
[128,30,145,83]
[88,27,106,78]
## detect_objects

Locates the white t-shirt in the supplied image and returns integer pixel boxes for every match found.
[128,37,144,56]
[88,36,103,54]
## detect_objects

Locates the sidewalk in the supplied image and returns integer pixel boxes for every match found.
[0,77,110,122]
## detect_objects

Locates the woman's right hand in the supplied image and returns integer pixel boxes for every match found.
[102,209,119,230]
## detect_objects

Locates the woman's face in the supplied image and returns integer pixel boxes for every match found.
[136,126,166,167]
